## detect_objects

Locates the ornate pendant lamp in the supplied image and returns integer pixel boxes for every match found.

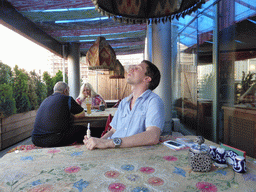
[109,59,125,79]
[92,0,205,24]
[86,36,116,70]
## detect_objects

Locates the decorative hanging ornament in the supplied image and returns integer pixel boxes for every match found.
[92,0,205,24]
[86,36,116,70]
[109,59,125,79]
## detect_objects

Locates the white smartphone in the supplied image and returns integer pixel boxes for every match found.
[163,140,185,150]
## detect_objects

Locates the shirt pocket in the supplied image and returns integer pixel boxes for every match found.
[134,109,146,127]
[119,112,128,125]
[138,110,146,117]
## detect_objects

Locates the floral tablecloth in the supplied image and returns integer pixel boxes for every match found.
[0,136,256,192]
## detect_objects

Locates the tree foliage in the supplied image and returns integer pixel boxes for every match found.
[0,61,13,84]
[0,62,16,117]
[43,70,68,97]
[28,71,40,110]
[43,71,54,96]
[13,65,31,113]
[0,62,67,117]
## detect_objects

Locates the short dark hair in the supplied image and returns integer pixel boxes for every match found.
[143,60,161,90]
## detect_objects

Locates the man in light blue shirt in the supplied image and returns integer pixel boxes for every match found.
[84,60,165,150]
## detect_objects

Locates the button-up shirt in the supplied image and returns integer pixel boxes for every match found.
[110,89,165,139]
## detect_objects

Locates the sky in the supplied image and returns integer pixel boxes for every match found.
[0,24,51,72]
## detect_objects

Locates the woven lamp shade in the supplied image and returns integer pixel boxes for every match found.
[92,0,205,24]
[86,36,116,70]
[109,59,125,79]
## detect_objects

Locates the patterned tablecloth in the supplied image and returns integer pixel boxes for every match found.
[0,136,256,192]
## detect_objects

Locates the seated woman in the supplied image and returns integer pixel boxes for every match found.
[76,83,107,109]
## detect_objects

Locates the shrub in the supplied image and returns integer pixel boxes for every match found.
[13,65,31,113]
[43,71,54,96]
[0,83,16,117]
[0,62,16,116]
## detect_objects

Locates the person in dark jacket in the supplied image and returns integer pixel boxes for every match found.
[32,81,87,147]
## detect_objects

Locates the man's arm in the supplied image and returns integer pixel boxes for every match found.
[83,126,161,150]
[100,128,116,139]
[73,111,85,119]
[115,126,161,147]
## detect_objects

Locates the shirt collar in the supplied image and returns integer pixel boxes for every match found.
[126,89,152,102]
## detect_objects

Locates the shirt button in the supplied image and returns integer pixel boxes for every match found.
[125,128,127,130]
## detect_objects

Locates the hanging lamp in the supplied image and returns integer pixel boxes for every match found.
[91,0,205,24]
[86,36,116,70]
[109,59,125,79]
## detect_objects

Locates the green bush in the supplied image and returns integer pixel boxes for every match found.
[28,71,40,110]
[0,62,16,117]
[13,65,31,113]
[43,71,54,96]
[0,62,67,116]
[36,78,47,105]
[0,83,16,117]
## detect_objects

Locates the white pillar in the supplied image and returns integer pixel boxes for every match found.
[171,25,179,103]
[68,43,80,99]
[145,22,153,61]
[146,21,173,135]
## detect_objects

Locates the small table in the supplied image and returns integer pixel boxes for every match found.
[73,108,117,137]
[74,108,117,125]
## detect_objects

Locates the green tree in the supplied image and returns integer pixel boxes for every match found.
[0,84,16,117]
[28,71,39,110]
[0,61,13,84]
[43,71,53,96]
[52,70,68,85]
[13,65,31,113]
[34,73,47,106]
[43,70,68,97]
[52,70,64,85]
[0,62,16,116]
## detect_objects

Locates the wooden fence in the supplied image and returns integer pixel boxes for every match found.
[87,73,132,100]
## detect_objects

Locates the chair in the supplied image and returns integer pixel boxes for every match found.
[101,114,113,137]
[112,99,121,108]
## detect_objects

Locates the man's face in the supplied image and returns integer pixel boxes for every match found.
[126,62,148,86]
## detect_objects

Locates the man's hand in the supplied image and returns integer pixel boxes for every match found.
[83,136,114,150]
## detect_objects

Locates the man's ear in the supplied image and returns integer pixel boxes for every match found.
[63,88,68,95]
[144,76,152,83]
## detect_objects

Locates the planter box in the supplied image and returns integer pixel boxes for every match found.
[0,110,37,150]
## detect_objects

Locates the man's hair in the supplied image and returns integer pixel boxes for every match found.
[143,60,161,90]
[53,81,69,93]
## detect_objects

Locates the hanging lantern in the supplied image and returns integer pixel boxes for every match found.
[92,0,205,23]
[109,59,125,79]
[86,36,116,70]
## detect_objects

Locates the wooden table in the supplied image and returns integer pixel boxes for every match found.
[1,135,256,191]
[73,108,117,137]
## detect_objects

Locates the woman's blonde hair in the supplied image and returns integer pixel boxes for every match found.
[78,83,98,99]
